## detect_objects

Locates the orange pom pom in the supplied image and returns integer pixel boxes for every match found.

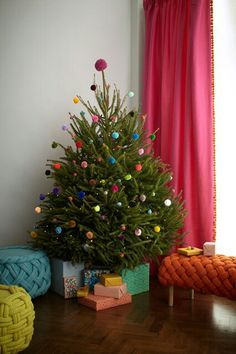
[135,163,142,172]
[73,96,79,104]
[86,231,94,239]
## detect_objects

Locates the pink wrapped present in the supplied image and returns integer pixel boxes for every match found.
[203,242,216,256]
[78,293,132,311]
[94,282,127,299]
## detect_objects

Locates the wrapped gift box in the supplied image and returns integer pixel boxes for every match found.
[177,247,203,256]
[84,268,110,290]
[121,263,149,295]
[78,293,132,311]
[50,258,84,298]
[77,285,89,298]
[94,282,127,299]
[100,273,123,287]
[203,242,216,256]
[64,276,78,299]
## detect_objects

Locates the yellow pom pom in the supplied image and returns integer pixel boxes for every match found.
[30,231,38,238]
[34,206,41,214]
[94,205,100,212]
[73,96,79,104]
[154,225,161,233]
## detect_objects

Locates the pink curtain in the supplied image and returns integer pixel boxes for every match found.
[143,0,214,248]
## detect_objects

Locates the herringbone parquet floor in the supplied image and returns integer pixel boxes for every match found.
[23,280,236,354]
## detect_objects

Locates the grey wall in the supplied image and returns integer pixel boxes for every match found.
[0,0,134,246]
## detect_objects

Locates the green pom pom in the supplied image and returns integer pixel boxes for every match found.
[52,141,58,148]
[150,134,156,141]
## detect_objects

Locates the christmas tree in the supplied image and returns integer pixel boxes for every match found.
[30,59,186,271]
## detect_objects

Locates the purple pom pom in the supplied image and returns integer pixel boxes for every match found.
[95,59,107,71]
[39,193,46,200]
[52,187,61,195]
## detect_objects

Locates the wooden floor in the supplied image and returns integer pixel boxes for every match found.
[23,279,236,354]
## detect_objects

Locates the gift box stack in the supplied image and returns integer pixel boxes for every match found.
[78,273,132,311]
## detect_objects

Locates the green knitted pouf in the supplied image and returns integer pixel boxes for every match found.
[0,246,51,298]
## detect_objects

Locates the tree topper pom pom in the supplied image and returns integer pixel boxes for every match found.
[95,58,107,71]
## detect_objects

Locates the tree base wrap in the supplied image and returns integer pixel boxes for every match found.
[121,263,149,295]
[78,293,132,311]
[158,253,236,300]
[50,258,84,298]
[0,285,35,354]
[0,246,51,299]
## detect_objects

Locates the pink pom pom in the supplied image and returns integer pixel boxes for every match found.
[112,185,119,193]
[95,59,107,71]
[138,148,145,155]
[92,115,99,123]
[81,161,88,169]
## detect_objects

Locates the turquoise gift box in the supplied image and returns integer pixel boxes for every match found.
[121,263,149,295]
[50,258,84,298]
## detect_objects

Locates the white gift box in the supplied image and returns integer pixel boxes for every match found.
[50,258,84,298]
[203,242,216,256]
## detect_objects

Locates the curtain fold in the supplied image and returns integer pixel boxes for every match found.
[143,0,214,247]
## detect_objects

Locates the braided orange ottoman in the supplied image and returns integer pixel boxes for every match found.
[158,253,236,306]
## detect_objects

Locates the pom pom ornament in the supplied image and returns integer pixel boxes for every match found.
[128,91,135,98]
[104,190,108,195]
[75,140,83,149]
[92,115,99,123]
[68,220,76,228]
[119,252,125,258]
[77,191,86,199]
[68,196,73,202]
[73,96,79,104]
[135,228,142,236]
[110,115,117,122]
[117,202,122,207]
[73,172,77,177]
[100,179,106,185]
[45,169,51,176]
[139,194,146,202]
[81,161,88,169]
[53,163,61,169]
[111,132,119,139]
[150,133,156,141]
[112,185,119,193]
[86,231,94,239]
[39,193,46,201]
[124,174,132,181]
[135,163,142,172]
[164,199,172,206]
[55,226,62,234]
[89,179,97,186]
[61,124,68,131]
[95,58,107,71]
[108,156,116,165]
[35,207,41,214]
[154,225,161,233]
[94,205,100,212]
[97,156,103,162]
[90,84,97,91]
[30,231,38,238]
[138,148,144,156]
[120,224,127,231]
[52,187,60,195]
[132,133,139,140]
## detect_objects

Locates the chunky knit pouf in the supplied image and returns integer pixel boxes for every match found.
[159,253,236,306]
[0,246,51,298]
[0,284,35,354]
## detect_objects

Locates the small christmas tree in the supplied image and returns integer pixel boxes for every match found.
[30,59,186,270]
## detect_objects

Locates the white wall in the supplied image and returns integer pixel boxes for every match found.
[214,0,236,255]
[0,0,132,246]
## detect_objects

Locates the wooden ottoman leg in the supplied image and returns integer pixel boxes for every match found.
[190,289,194,300]
[168,285,174,307]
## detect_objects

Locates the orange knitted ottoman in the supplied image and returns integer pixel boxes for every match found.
[158,253,236,306]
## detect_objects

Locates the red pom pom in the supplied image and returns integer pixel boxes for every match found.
[135,163,142,172]
[75,140,83,148]
[53,163,61,169]
[95,59,107,71]
[112,185,119,193]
